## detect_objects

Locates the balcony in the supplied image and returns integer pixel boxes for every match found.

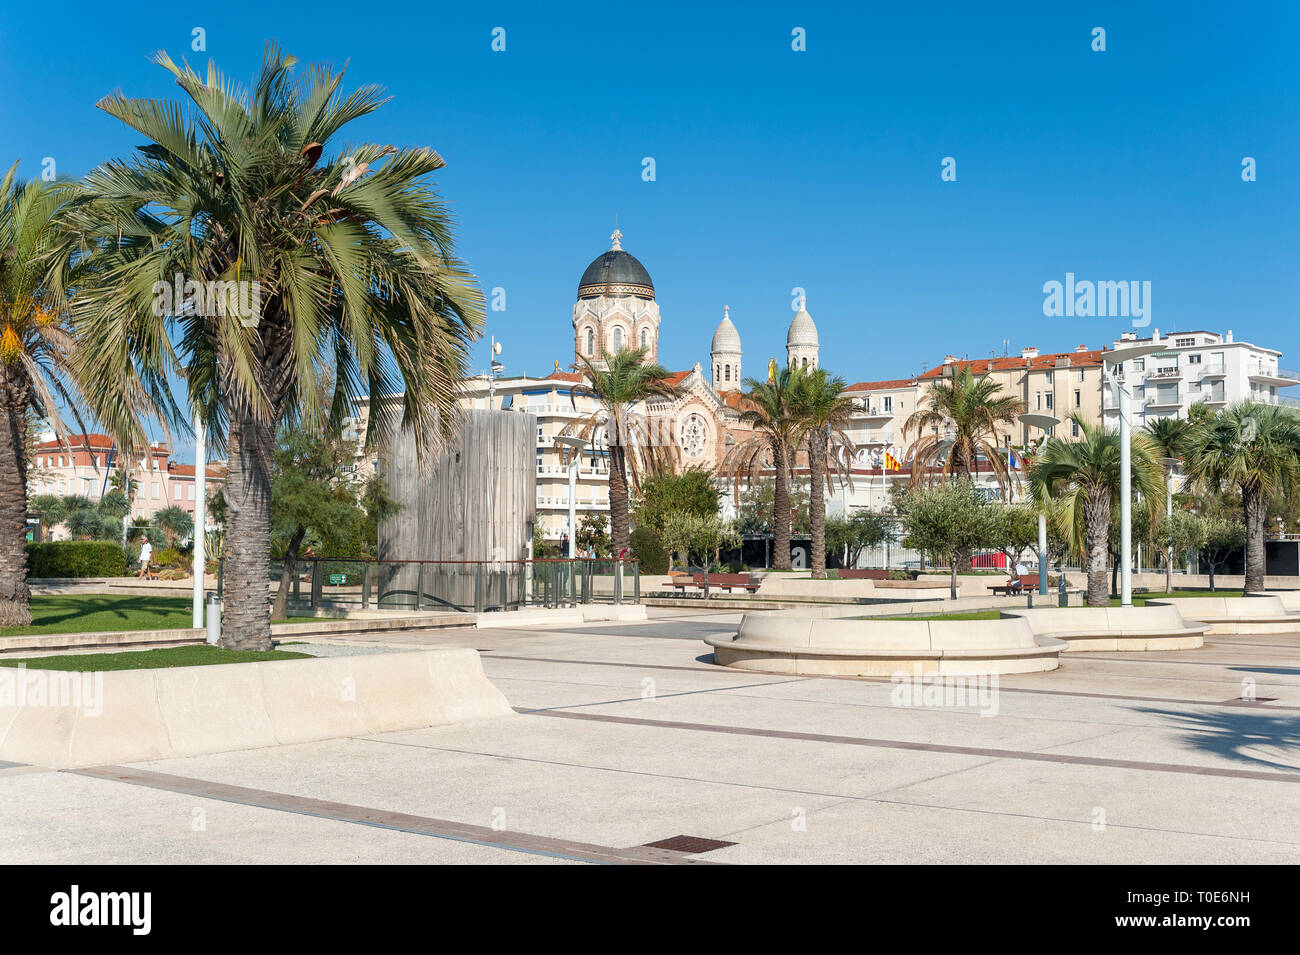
[1145,393,1182,410]
[1146,367,1183,381]
[1199,361,1227,378]
[1248,364,1300,386]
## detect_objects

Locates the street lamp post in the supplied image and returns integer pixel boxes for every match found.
[1104,337,1166,607]
[1018,413,1059,596]
[192,409,206,629]
[554,436,588,557]
[488,338,504,410]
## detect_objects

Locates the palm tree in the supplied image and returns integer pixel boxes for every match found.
[0,166,91,625]
[561,346,681,554]
[1030,415,1165,606]
[1184,401,1300,593]
[722,366,806,571]
[790,368,856,578]
[28,493,66,541]
[1143,415,1191,584]
[61,49,484,650]
[153,504,194,548]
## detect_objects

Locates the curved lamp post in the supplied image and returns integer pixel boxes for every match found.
[1019,413,1059,595]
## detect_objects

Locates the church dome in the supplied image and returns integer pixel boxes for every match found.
[578,230,654,300]
[787,307,819,347]
[711,306,741,353]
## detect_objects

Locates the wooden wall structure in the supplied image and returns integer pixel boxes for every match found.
[377,409,537,609]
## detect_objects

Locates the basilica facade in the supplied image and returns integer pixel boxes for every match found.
[452,230,824,541]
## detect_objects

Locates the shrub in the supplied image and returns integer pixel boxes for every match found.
[27,541,128,579]
[153,547,187,569]
[887,569,919,580]
[630,525,668,575]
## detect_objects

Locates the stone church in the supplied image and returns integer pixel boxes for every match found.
[569,230,821,472]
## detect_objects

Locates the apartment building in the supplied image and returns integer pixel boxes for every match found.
[1102,329,1298,423]
[28,432,225,528]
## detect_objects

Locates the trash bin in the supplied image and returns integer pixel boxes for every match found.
[205,594,222,645]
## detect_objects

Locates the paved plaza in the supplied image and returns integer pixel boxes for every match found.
[3,607,1299,865]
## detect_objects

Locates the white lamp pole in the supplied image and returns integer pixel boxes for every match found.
[191,409,206,628]
[1104,337,1165,607]
[1018,413,1059,595]
[555,436,588,558]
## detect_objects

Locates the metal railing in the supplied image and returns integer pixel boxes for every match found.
[266,557,641,614]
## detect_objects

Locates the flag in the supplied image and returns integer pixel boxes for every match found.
[1008,450,1021,470]
[884,451,901,471]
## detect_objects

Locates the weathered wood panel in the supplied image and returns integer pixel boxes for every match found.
[377,410,537,609]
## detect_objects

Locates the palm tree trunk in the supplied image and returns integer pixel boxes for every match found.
[220,412,275,650]
[1243,482,1266,594]
[809,430,828,579]
[0,383,32,627]
[270,524,306,621]
[1085,490,1110,607]
[609,448,630,556]
[772,443,792,570]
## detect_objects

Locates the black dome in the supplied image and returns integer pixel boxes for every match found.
[578,249,654,299]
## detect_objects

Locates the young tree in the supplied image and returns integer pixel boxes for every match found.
[1152,510,1208,594]
[823,509,893,568]
[989,503,1040,575]
[1200,515,1246,592]
[734,474,810,537]
[899,480,999,599]
[575,512,611,557]
[153,505,194,548]
[64,49,483,650]
[269,427,379,620]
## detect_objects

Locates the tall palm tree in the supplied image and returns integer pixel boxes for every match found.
[0,166,90,626]
[790,368,855,578]
[722,365,806,571]
[903,366,1026,496]
[1030,415,1165,606]
[1144,416,1190,461]
[1184,401,1300,593]
[60,49,484,650]
[561,346,681,555]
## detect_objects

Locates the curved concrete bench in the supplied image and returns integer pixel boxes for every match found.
[1002,606,1207,651]
[0,648,512,769]
[1145,595,1300,634]
[707,614,1063,676]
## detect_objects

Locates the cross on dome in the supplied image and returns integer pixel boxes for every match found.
[610,228,623,251]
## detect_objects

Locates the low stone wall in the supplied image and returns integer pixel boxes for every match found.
[708,614,1063,677]
[1003,606,1207,651]
[0,648,512,769]
[1145,595,1300,634]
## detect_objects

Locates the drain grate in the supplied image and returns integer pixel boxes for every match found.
[643,835,737,854]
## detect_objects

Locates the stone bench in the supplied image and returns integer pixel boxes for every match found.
[1002,606,1207,651]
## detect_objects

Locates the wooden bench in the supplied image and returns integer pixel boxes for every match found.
[989,574,1037,596]
[663,572,759,594]
[836,568,892,580]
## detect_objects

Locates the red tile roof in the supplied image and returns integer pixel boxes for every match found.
[843,378,918,392]
[917,348,1106,378]
[544,371,584,383]
[665,370,693,386]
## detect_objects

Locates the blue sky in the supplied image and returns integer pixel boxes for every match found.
[2,2,1296,462]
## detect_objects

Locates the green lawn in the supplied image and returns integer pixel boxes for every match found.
[875,610,1003,621]
[0,595,327,637]
[0,595,194,637]
[0,645,312,671]
[1111,589,1245,607]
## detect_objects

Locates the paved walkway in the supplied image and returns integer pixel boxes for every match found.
[3,608,1299,864]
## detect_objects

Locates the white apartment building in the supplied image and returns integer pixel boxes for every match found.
[1102,329,1298,423]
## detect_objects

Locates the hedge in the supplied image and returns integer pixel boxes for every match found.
[27,541,128,579]
[630,526,668,575]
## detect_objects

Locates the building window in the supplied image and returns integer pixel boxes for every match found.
[640,328,648,349]
[151,483,160,499]
[724,366,731,382]
[1072,421,1080,437]
[612,327,622,351]
[1045,393,1053,410]
[715,364,720,381]
[1175,337,1195,348]
[1045,371,1053,384]
[1074,390,1081,407]
[1077,369,1085,382]
[1188,353,1202,364]
[884,396,892,412]
[1036,394,1042,410]
[585,327,594,355]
